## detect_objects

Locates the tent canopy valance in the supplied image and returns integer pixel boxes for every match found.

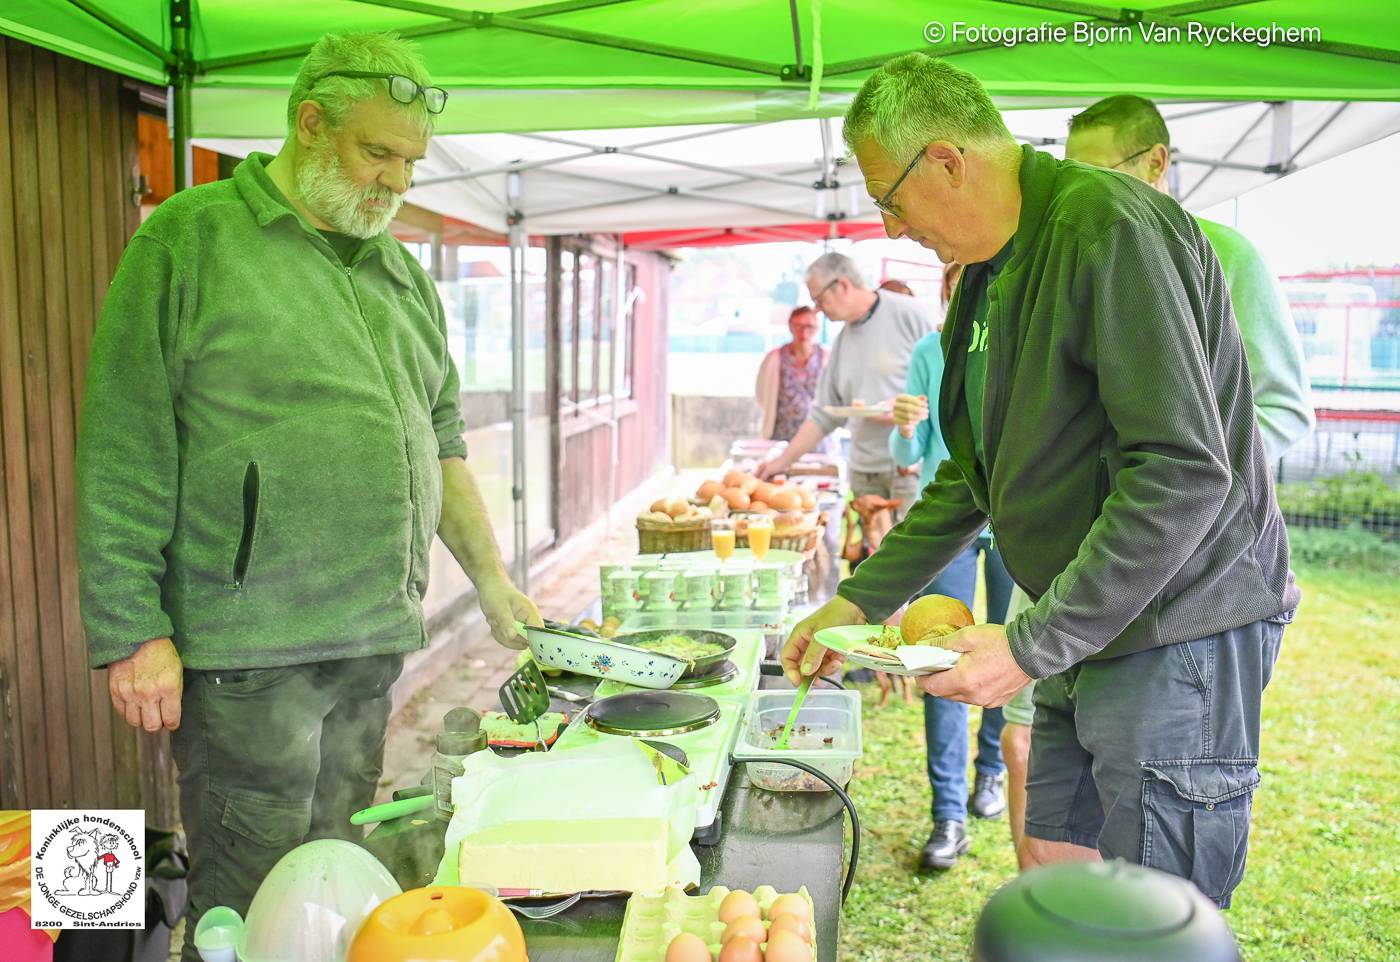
[4,1,1399,138]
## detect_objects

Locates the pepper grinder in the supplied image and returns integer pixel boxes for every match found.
[433,707,487,820]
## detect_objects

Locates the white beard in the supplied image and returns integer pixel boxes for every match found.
[296,142,403,239]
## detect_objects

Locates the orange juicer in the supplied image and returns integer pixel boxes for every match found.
[348,885,528,962]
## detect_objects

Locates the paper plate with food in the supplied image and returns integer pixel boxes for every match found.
[813,595,973,676]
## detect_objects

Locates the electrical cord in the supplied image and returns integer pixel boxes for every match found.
[729,754,860,905]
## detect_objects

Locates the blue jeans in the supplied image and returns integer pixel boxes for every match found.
[922,536,1014,822]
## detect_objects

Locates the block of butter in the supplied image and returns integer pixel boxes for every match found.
[457,817,670,894]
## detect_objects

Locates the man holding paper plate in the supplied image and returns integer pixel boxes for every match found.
[782,54,1297,910]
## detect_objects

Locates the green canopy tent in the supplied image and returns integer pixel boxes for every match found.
[6,1,1400,169]
[6,0,1399,576]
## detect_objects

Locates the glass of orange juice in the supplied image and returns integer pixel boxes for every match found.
[747,514,773,561]
[711,518,736,563]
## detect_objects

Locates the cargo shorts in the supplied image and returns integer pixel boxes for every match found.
[1024,618,1285,908]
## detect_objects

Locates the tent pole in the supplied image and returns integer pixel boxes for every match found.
[1179,105,1272,206]
[508,172,529,590]
[170,0,194,192]
[1267,101,1294,178]
[607,236,623,545]
[1287,103,1349,170]
[514,131,817,189]
[538,167,815,221]
[788,0,804,73]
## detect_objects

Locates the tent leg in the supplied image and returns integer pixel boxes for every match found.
[1268,101,1294,177]
[170,0,193,192]
[508,173,529,591]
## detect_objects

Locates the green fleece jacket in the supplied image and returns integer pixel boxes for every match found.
[77,153,468,670]
[838,146,1300,679]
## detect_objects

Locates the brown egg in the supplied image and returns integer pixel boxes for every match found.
[717,936,761,962]
[650,498,669,513]
[666,932,712,962]
[740,474,760,494]
[768,489,801,511]
[665,497,690,519]
[697,480,725,502]
[765,895,810,923]
[721,915,765,945]
[768,914,812,944]
[722,488,751,511]
[717,889,760,924]
[752,482,777,505]
[763,929,812,962]
[723,469,747,489]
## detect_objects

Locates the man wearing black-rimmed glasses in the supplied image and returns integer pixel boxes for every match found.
[77,32,540,960]
[782,54,1298,909]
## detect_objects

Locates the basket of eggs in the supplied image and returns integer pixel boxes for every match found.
[636,496,713,554]
[695,472,823,554]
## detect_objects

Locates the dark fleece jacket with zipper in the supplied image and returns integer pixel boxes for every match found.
[77,153,467,670]
[838,145,1299,679]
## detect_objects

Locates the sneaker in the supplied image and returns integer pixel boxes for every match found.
[969,772,1006,819]
[918,819,969,871]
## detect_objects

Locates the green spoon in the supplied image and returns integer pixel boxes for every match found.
[774,674,814,750]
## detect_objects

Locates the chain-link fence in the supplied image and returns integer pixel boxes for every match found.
[1276,397,1400,538]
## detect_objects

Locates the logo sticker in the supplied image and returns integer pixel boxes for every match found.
[30,810,145,929]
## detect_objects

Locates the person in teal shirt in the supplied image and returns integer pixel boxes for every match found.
[888,265,1013,872]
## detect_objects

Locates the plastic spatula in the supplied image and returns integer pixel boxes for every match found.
[499,657,552,748]
[775,674,814,750]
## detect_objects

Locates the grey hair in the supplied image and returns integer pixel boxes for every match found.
[286,32,434,135]
[806,252,866,290]
[843,54,1012,158]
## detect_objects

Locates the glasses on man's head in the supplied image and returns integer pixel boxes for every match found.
[1110,145,1153,170]
[313,71,448,114]
[873,144,965,219]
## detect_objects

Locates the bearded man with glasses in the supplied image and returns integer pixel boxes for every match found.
[76,32,540,961]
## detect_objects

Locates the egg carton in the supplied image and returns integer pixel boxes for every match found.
[615,884,816,962]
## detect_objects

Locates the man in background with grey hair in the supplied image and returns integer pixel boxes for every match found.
[76,32,540,958]
[781,53,1298,909]
[756,252,933,526]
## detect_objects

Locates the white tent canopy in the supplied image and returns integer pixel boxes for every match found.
[198,97,1400,237]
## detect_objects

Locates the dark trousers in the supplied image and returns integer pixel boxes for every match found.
[170,653,403,962]
[922,537,1014,822]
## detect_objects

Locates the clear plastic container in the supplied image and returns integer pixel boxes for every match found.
[735,689,862,792]
[238,839,401,962]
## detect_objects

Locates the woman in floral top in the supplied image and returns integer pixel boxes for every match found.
[756,306,828,444]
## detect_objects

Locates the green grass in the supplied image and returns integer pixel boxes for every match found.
[837,562,1400,961]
